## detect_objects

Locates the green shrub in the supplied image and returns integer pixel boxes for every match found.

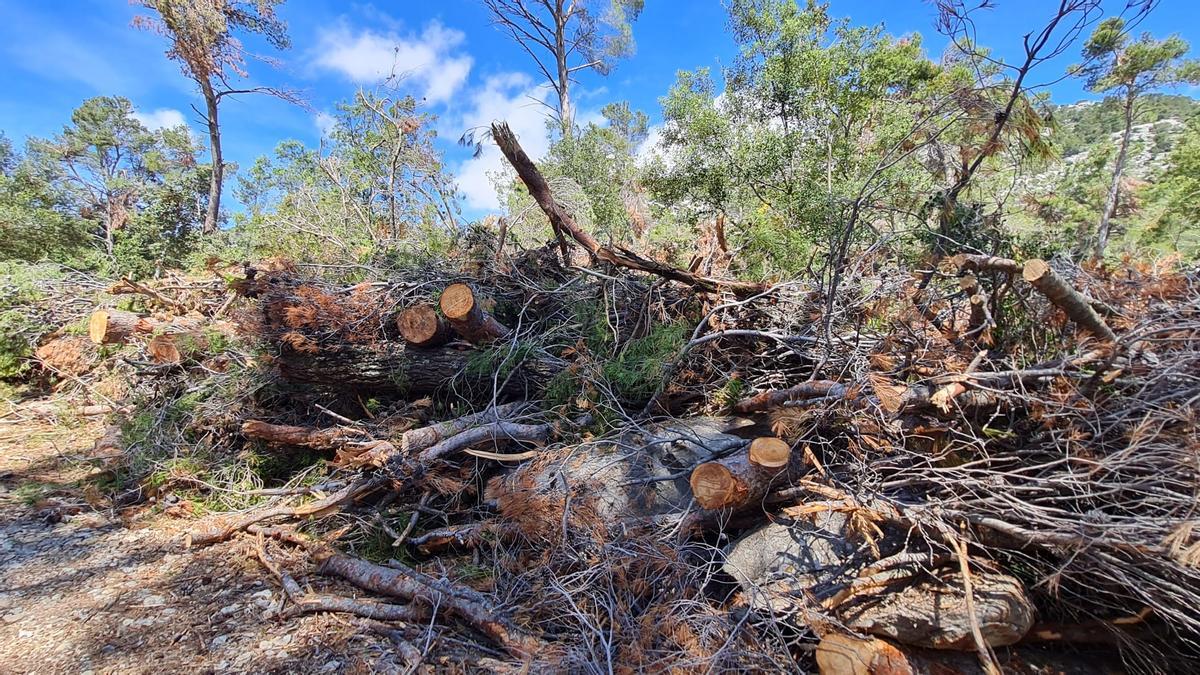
[602,322,687,405]
[0,262,65,379]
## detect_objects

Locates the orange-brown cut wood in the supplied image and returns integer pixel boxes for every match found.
[748,437,791,468]
[88,309,156,344]
[438,283,510,343]
[396,305,451,347]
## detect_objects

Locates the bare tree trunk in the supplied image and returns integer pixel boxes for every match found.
[200,77,223,235]
[555,0,572,138]
[1094,92,1135,261]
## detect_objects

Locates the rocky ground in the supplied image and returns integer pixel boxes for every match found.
[0,402,421,674]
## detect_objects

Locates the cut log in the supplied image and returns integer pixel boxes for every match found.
[838,568,1033,650]
[689,446,799,510]
[815,633,962,675]
[1022,259,1116,342]
[951,254,1022,275]
[88,309,156,345]
[748,437,791,468]
[725,511,1034,651]
[488,417,751,541]
[35,336,96,375]
[967,294,993,340]
[438,283,510,343]
[396,304,451,348]
[815,633,1126,675]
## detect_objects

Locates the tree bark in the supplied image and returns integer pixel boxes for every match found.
[200,76,222,235]
[272,342,552,398]
[488,417,750,539]
[318,553,543,658]
[951,254,1022,275]
[241,420,363,449]
[1022,259,1116,342]
[148,330,207,364]
[438,284,510,343]
[554,0,572,138]
[733,380,852,413]
[1095,92,1135,261]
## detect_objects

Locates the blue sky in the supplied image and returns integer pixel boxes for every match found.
[1,0,1197,219]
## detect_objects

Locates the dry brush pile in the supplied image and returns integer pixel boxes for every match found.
[12,124,1200,673]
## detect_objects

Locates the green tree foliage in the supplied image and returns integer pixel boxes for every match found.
[645,0,949,277]
[225,90,460,267]
[11,96,207,276]
[1144,118,1200,257]
[1052,94,1200,157]
[543,101,650,243]
[0,135,93,265]
[1075,17,1200,258]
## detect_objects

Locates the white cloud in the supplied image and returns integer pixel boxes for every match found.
[133,108,187,131]
[314,111,337,137]
[636,123,675,169]
[314,20,473,104]
[447,73,556,212]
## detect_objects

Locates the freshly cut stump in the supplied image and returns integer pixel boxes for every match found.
[690,439,797,510]
[690,462,744,510]
[397,305,451,348]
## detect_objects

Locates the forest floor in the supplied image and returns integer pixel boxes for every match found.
[0,397,416,675]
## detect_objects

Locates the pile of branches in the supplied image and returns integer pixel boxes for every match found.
[33,124,1199,673]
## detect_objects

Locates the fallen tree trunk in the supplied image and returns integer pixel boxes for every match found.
[88,309,156,345]
[272,342,554,398]
[491,122,764,296]
[1023,259,1116,342]
[148,330,207,364]
[439,283,510,343]
[488,417,751,541]
[813,633,1112,675]
[951,254,1023,275]
[396,304,452,348]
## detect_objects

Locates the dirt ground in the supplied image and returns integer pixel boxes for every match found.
[0,401,426,674]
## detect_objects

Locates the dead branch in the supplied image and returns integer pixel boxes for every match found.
[491,121,765,295]
[317,553,544,658]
